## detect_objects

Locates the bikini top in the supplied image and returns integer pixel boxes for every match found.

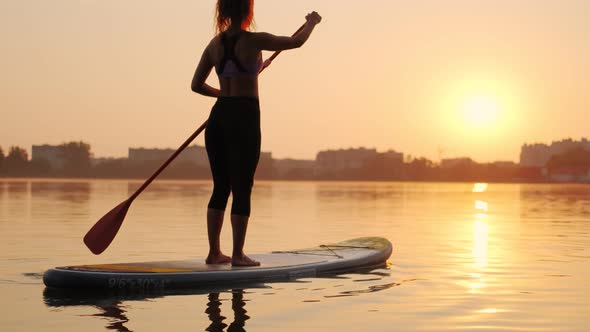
[215,32,262,78]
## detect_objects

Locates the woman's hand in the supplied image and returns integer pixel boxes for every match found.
[305,11,322,25]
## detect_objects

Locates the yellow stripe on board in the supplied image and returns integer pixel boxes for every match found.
[71,264,195,273]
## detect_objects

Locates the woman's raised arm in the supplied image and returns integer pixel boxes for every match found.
[252,11,322,51]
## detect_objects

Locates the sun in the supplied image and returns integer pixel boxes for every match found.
[439,76,521,142]
[461,92,501,128]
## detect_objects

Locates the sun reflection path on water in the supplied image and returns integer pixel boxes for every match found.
[472,183,488,193]
[469,183,490,294]
[472,183,489,269]
[473,218,489,269]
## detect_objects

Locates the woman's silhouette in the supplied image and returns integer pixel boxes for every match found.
[191,1,321,266]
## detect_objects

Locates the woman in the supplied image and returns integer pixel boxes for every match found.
[191,0,321,266]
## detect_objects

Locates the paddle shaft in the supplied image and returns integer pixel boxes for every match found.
[128,23,307,202]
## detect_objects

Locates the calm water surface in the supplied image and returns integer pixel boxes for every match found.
[1,179,589,331]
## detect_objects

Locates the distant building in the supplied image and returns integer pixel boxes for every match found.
[382,150,404,163]
[254,151,274,179]
[520,138,590,167]
[491,161,517,168]
[32,145,65,169]
[440,157,474,169]
[316,148,378,171]
[91,157,121,167]
[128,145,273,169]
[128,145,208,167]
[260,152,272,162]
[519,144,551,167]
[128,148,169,163]
[180,145,209,166]
[315,147,404,178]
[273,158,315,178]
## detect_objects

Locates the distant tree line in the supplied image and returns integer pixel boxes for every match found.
[1,143,589,182]
[0,142,94,177]
[0,146,30,177]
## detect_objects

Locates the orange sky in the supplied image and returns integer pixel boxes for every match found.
[1,0,588,162]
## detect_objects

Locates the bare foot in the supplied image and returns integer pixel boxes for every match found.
[206,252,232,264]
[232,255,260,267]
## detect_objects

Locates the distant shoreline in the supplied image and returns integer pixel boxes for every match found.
[3,138,589,184]
[1,176,587,185]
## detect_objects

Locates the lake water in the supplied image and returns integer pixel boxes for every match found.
[1,179,589,331]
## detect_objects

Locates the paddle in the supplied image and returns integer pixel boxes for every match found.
[84,22,308,255]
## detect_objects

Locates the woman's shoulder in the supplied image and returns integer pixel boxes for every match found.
[206,30,268,49]
[242,31,276,46]
[230,31,269,49]
[204,34,223,51]
[244,31,272,39]
[209,33,223,44]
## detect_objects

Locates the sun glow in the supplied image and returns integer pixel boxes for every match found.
[461,93,501,128]
[440,77,520,140]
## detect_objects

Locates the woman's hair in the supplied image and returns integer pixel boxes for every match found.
[216,0,255,33]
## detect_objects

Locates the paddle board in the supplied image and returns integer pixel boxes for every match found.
[43,237,392,290]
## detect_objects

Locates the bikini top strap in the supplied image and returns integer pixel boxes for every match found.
[218,32,247,74]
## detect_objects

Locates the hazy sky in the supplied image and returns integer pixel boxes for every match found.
[1,0,588,162]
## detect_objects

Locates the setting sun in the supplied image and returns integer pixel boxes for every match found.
[461,93,501,128]
[439,75,522,146]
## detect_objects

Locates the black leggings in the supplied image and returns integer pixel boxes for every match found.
[205,97,261,217]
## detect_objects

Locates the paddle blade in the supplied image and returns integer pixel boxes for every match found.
[83,200,132,255]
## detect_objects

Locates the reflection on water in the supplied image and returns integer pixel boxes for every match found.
[126,181,211,199]
[206,292,227,332]
[0,180,92,224]
[45,288,251,332]
[41,271,405,332]
[317,184,405,201]
[2,179,91,202]
[469,184,490,297]
[472,183,488,193]
[473,219,488,268]
[91,302,131,332]
[205,290,251,332]
[2,179,590,331]
[2,181,30,199]
[43,288,133,331]
[519,184,590,218]
[474,200,488,212]
[472,186,489,269]
[43,287,253,332]
[31,181,90,203]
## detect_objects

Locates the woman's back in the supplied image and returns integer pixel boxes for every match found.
[208,30,262,97]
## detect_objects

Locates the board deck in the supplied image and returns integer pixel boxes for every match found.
[43,237,392,290]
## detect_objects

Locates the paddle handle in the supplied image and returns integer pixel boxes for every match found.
[128,23,305,201]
